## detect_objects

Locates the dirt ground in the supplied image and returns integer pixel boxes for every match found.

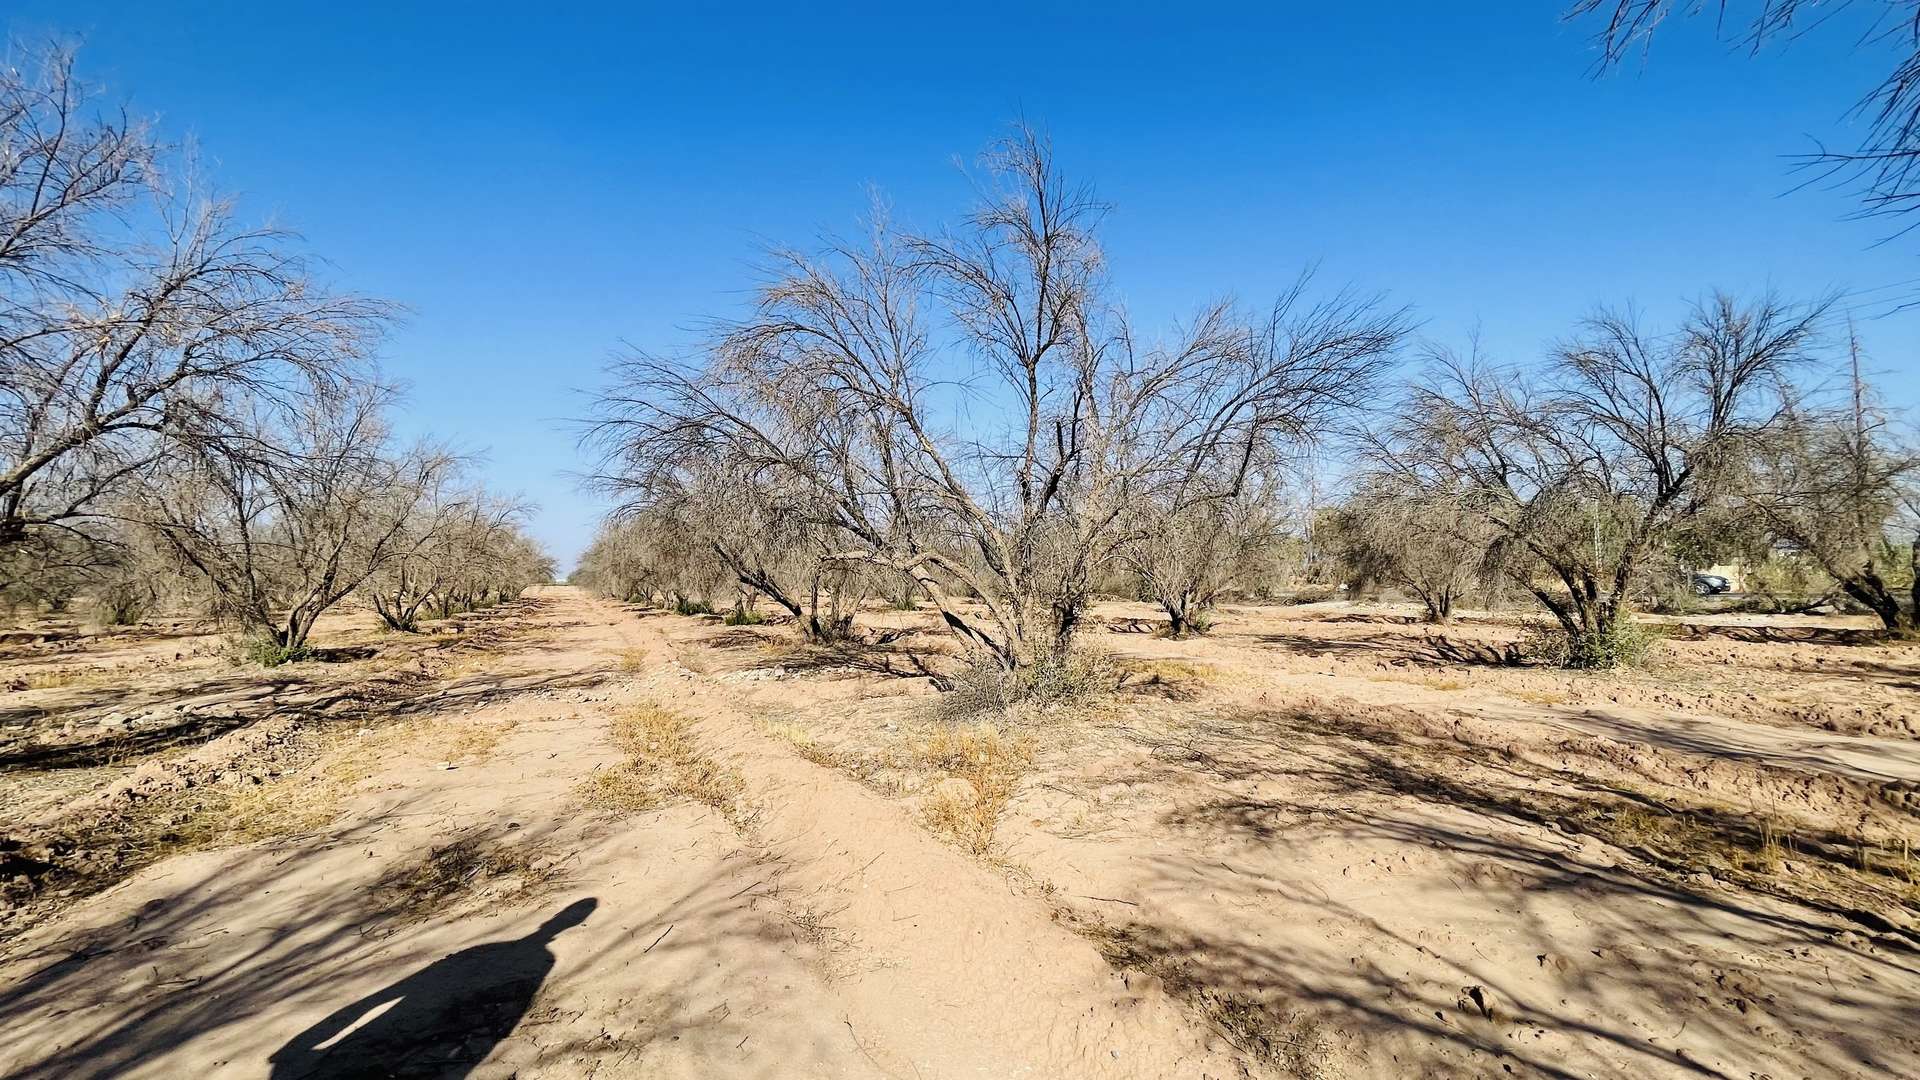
[2,588,1917,1079]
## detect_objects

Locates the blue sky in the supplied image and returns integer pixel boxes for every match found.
[11,2,1918,569]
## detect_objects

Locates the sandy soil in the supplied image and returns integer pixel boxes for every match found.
[2,588,1916,1079]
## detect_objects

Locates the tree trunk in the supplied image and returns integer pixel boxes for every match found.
[1840,573,1909,635]
[280,609,317,653]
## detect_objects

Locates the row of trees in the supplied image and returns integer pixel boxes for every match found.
[0,46,551,655]
[1342,315,1919,656]
[586,130,1407,669]
[583,132,1918,670]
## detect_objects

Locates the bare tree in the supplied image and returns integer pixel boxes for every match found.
[0,44,390,553]
[571,518,661,603]
[593,129,1408,671]
[1123,485,1286,637]
[362,484,546,632]
[1375,294,1825,665]
[576,505,732,614]
[1328,482,1498,624]
[135,389,456,656]
[673,463,875,640]
[1739,331,1919,633]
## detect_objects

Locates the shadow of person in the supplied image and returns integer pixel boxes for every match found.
[269,898,597,1079]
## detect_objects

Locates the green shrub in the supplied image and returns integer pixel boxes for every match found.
[1522,616,1661,670]
[722,605,765,626]
[673,597,715,616]
[238,635,311,667]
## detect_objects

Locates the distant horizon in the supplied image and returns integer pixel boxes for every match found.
[12,2,1920,571]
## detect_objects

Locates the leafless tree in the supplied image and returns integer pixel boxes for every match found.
[570,518,660,603]
[593,129,1408,670]
[0,43,391,553]
[667,462,876,640]
[363,484,546,632]
[573,507,731,614]
[1327,482,1499,624]
[1739,329,1919,633]
[1373,294,1826,664]
[1122,483,1287,637]
[134,389,457,655]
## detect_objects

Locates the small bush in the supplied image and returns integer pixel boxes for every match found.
[722,605,766,626]
[90,582,150,626]
[1167,607,1215,637]
[939,644,1116,720]
[1522,616,1661,670]
[238,635,311,667]
[673,596,715,616]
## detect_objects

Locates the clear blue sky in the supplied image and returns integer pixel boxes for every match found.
[11,2,1919,570]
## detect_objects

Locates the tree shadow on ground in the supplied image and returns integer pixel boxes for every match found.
[1666,623,1886,647]
[1061,701,1920,1078]
[1246,631,1526,668]
[0,677,299,766]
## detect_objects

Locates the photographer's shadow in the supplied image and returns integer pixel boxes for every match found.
[269,898,596,1079]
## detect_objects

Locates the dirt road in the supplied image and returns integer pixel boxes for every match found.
[0,587,1238,1080]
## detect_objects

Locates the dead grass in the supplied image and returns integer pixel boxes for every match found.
[1507,686,1571,706]
[1124,658,1221,683]
[763,721,850,770]
[13,668,84,690]
[918,721,1033,856]
[3,665,130,691]
[3,708,523,933]
[581,703,747,824]
[167,716,514,850]
[760,712,1034,856]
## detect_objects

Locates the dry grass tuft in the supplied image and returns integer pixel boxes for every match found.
[764,721,850,770]
[760,713,1034,855]
[14,668,87,690]
[3,664,140,691]
[917,722,1032,856]
[1508,686,1571,706]
[1125,658,1220,683]
[582,704,747,823]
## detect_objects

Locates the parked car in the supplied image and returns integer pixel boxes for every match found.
[1690,572,1731,595]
